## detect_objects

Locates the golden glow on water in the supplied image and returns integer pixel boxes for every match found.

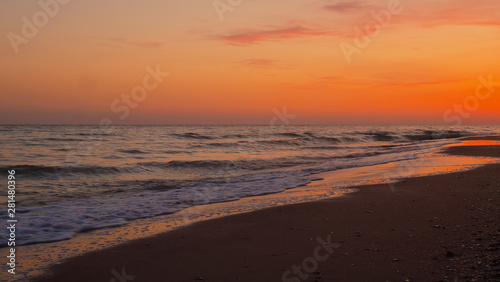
[447,140,500,146]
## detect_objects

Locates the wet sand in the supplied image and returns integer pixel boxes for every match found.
[33,138,500,282]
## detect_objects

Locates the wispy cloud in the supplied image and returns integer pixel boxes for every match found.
[105,38,165,48]
[281,75,470,90]
[325,0,500,29]
[213,25,338,46]
[239,59,292,69]
[412,2,500,28]
[319,75,470,88]
[323,1,371,14]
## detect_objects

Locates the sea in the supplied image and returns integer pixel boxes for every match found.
[1,124,499,247]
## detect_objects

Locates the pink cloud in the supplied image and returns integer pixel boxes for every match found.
[239,59,293,69]
[214,26,339,46]
[105,38,165,48]
[323,2,373,14]
[343,0,500,29]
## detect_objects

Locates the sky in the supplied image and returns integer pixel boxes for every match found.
[0,0,499,125]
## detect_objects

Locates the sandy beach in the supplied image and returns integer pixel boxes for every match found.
[32,137,500,282]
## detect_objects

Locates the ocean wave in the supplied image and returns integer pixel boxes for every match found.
[221,134,248,139]
[277,132,304,137]
[255,139,306,146]
[0,149,425,247]
[315,136,341,143]
[373,135,394,141]
[163,150,184,154]
[137,158,312,171]
[204,134,386,148]
[44,137,86,142]
[73,132,114,136]
[0,125,497,247]
[118,149,148,154]
[1,164,124,176]
[360,131,393,136]
[204,142,241,148]
[304,145,342,150]
[358,131,394,141]
[254,136,343,146]
[0,169,318,246]
[343,151,382,159]
[172,133,213,139]
[403,130,467,141]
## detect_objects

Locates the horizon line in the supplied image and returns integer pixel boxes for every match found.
[1,124,499,126]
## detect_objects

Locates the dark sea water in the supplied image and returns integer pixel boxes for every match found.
[0,125,499,246]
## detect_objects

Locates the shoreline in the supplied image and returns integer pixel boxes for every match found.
[29,136,500,281]
[7,136,499,280]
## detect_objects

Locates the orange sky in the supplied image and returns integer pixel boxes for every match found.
[1,0,499,124]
